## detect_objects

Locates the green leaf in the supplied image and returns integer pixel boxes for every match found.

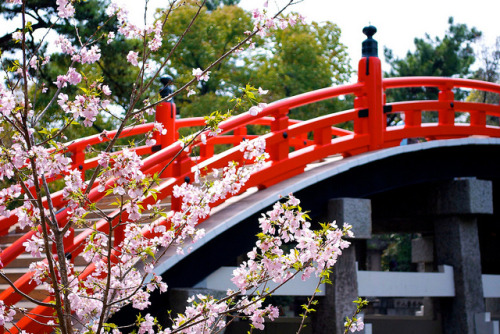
[144,247,156,259]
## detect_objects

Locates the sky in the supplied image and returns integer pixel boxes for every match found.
[116,0,500,79]
[2,0,499,80]
[241,0,500,75]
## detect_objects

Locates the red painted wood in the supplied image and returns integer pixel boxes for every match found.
[5,54,500,332]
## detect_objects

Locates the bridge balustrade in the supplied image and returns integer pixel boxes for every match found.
[1,26,500,333]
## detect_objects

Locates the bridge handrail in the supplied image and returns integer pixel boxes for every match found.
[0,96,366,332]
[0,116,305,236]
[383,76,500,94]
[6,21,500,331]
[5,71,500,332]
[3,75,500,271]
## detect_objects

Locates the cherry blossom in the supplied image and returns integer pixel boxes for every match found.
[127,51,139,66]
[248,103,268,116]
[55,67,82,88]
[55,36,77,55]
[0,86,15,117]
[56,0,75,18]
[0,301,16,326]
[101,84,112,96]
[0,1,365,333]
[76,45,101,64]
[12,31,23,41]
[192,68,210,82]
[107,31,115,44]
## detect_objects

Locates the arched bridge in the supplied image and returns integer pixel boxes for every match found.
[1,27,500,334]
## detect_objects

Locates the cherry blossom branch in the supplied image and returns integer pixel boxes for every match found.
[296,278,322,333]
[134,0,297,114]
[0,272,54,307]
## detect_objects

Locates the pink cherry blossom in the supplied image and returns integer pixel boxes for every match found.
[56,0,75,18]
[79,45,101,64]
[248,103,268,116]
[12,31,22,41]
[107,31,115,44]
[192,68,210,82]
[127,51,139,66]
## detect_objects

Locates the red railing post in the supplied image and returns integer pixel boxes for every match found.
[155,76,178,177]
[70,145,85,178]
[269,108,289,161]
[114,220,125,248]
[199,142,214,161]
[470,109,486,128]
[155,102,177,148]
[438,84,455,126]
[355,26,385,150]
[234,126,248,142]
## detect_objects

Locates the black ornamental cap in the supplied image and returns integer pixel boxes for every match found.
[362,25,378,57]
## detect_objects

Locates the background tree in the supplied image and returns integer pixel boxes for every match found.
[467,36,500,125]
[156,2,254,118]
[155,3,352,121]
[2,0,352,133]
[248,19,352,120]
[384,17,481,103]
[469,37,500,104]
[0,0,139,136]
[205,0,241,11]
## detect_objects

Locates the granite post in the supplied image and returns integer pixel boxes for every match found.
[432,178,494,334]
[312,198,371,334]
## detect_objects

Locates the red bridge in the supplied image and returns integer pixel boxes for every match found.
[1,26,500,334]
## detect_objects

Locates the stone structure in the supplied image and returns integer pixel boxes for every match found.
[312,198,372,334]
[432,179,493,334]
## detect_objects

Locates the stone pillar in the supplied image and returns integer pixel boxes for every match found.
[432,178,494,334]
[412,236,434,273]
[412,236,435,317]
[312,198,371,334]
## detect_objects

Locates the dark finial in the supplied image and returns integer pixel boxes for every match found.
[160,75,174,99]
[362,25,378,58]
[363,25,377,39]
[160,75,173,87]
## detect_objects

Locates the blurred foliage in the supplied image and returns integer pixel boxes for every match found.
[155,3,353,122]
[380,234,414,272]
[1,0,140,138]
[384,17,481,104]
[2,0,353,142]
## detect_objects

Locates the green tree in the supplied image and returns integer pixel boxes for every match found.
[0,0,139,136]
[205,0,241,11]
[381,234,414,272]
[2,1,352,132]
[155,3,352,121]
[467,37,500,125]
[469,37,500,104]
[247,19,352,120]
[384,17,481,103]
[156,3,254,118]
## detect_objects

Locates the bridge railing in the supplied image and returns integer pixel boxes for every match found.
[3,27,500,333]
[6,73,500,333]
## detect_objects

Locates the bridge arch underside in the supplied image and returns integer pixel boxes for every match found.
[117,138,500,326]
